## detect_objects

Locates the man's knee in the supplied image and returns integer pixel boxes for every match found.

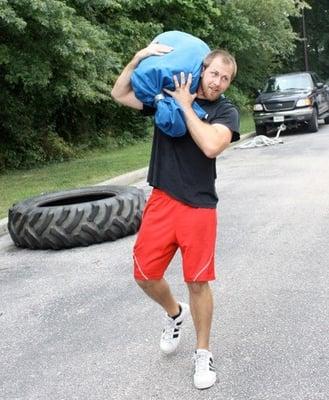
[187,281,210,295]
[135,278,148,290]
[135,278,160,290]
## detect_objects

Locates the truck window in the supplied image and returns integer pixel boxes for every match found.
[264,74,313,93]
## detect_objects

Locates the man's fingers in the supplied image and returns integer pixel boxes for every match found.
[186,73,193,89]
[175,72,192,88]
[173,73,192,88]
[158,44,174,53]
[148,43,173,55]
[154,51,171,56]
[163,88,173,96]
[173,75,179,88]
[180,72,186,86]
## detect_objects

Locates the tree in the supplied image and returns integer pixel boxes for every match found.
[212,0,307,96]
[0,0,308,170]
[0,0,120,168]
[289,0,329,79]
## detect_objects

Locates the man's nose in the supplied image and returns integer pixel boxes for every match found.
[214,77,222,86]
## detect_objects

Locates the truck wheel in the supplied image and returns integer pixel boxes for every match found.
[255,125,267,135]
[8,185,146,250]
[324,116,329,124]
[307,108,319,132]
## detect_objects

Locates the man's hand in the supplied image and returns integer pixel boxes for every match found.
[163,72,197,112]
[134,43,173,64]
[111,43,173,109]
[164,72,232,158]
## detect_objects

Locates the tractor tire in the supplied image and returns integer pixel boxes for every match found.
[8,185,146,250]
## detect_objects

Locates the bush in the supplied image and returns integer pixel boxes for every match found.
[41,131,76,163]
[225,85,251,113]
[0,0,302,171]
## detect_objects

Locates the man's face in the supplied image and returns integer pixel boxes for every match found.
[198,56,234,101]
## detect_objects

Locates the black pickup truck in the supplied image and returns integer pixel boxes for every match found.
[253,72,329,134]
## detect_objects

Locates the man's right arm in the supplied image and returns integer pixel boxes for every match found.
[111,44,173,110]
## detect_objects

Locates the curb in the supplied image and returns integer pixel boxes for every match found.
[94,167,148,187]
[0,218,8,237]
[0,132,255,238]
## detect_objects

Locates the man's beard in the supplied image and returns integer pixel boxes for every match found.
[202,84,222,100]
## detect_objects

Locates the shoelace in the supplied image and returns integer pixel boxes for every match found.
[194,353,211,373]
[162,315,179,340]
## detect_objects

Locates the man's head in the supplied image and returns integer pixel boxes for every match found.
[197,49,237,101]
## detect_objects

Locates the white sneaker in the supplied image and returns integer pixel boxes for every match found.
[160,302,190,354]
[193,349,217,389]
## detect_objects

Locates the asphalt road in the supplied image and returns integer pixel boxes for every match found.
[1,124,329,400]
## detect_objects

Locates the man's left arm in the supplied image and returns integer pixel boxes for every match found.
[183,108,232,159]
[164,73,235,159]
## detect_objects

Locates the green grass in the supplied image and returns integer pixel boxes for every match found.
[0,112,254,219]
[240,111,255,134]
[0,141,152,219]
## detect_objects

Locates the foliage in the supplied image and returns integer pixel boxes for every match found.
[0,1,104,167]
[0,0,310,171]
[213,0,307,95]
[287,0,329,79]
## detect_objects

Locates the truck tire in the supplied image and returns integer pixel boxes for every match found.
[324,116,329,124]
[8,185,146,250]
[307,108,319,132]
[255,125,267,135]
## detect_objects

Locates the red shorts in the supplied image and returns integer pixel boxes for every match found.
[133,189,217,282]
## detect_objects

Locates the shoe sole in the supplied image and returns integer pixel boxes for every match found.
[194,377,217,390]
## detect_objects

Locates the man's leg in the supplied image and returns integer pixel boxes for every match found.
[135,278,179,317]
[133,189,179,319]
[133,190,195,354]
[175,203,217,388]
[136,278,190,354]
[187,281,216,389]
[177,205,216,349]
[186,282,213,349]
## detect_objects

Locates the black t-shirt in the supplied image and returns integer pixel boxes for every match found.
[143,96,240,208]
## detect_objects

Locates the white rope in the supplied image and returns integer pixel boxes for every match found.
[235,124,286,149]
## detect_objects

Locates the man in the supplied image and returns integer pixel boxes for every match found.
[111,42,240,390]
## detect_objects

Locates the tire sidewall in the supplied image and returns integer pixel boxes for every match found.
[8,185,146,250]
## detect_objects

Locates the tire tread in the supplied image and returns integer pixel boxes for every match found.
[8,186,146,250]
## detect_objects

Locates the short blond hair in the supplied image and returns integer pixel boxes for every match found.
[203,49,237,81]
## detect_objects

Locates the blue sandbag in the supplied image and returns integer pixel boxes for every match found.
[131,31,210,137]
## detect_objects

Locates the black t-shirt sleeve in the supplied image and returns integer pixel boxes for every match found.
[210,103,240,142]
[141,104,155,117]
